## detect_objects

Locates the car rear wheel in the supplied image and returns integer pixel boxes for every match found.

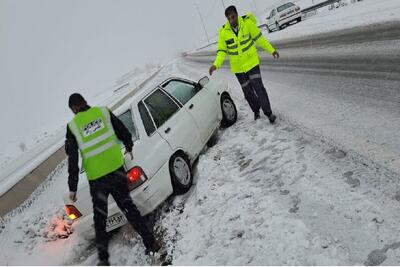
[276,22,281,31]
[169,152,193,195]
[220,94,237,128]
[266,25,271,33]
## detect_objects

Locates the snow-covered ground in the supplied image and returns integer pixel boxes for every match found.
[196,0,400,52]
[1,0,400,265]
[0,67,159,197]
[1,58,400,265]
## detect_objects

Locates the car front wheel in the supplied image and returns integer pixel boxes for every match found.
[220,94,237,128]
[169,152,193,195]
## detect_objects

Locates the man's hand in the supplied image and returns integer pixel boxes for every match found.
[209,65,217,76]
[125,150,134,160]
[69,191,77,202]
[272,51,280,59]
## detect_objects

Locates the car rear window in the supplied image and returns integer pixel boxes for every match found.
[118,110,139,142]
[138,101,156,136]
[277,2,294,12]
[144,89,180,128]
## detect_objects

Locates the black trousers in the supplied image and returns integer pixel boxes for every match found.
[89,167,155,262]
[235,65,272,116]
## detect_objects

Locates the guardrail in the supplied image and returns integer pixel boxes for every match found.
[301,0,338,15]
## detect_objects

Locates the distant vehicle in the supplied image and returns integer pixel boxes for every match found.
[64,76,237,237]
[266,2,302,32]
[329,0,349,10]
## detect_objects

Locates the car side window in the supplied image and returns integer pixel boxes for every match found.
[118,110,139,141]
[138,101,156,136]
[162,80,198,105]
[144,89,180,128]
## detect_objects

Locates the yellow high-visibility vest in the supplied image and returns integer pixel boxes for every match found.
[68,106,124,180]
[213,13,276,73]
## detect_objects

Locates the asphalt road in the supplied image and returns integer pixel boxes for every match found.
[184,21,400,175]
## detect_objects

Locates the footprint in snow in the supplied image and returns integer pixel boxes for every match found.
[326,148,347,159]
[342,171,361,188]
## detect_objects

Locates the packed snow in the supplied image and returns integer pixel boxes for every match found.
[1,58,400,265]
[1,0,400,265]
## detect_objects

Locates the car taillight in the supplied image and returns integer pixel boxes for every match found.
[65,205,82,220]
[280,12,287,18]
[127,166,147,191]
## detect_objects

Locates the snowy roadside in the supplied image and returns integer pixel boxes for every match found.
[194,0,400,53]
[0,67,160,197]
[156,106,400,265]
[2,58,400,265]
[153,59,400,265]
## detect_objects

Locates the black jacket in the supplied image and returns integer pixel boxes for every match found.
[65,106,133,192]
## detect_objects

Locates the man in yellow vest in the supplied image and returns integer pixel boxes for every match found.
[65,93,160,265]
[209,5,280,123]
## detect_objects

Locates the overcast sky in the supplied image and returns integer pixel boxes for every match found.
[0,0,284,152]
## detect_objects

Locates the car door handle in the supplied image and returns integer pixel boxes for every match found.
[189,104,194,109]
[165,127,171,134]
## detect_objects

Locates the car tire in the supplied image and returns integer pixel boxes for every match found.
[297,17,302,23]
[169,152,193,195]
[266,25,271,33]
[207,130,218,147]
[276,22,281,31]
[220,94,237,128]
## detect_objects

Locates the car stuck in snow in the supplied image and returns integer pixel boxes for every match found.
[63,76,238,237]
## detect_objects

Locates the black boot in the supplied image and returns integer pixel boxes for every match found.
[145,241,161,255]
[254,111,261,121]
[97,259,110,266]
[268,114,276,124]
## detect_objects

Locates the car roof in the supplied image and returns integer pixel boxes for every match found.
[277,2,294,9]
[111,76,196,116]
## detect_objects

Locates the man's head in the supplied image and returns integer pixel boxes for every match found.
[68,93,87,114]
[225,5,238,28]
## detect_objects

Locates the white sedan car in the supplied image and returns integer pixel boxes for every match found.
[266,2,302,32]
[64,76,237,237]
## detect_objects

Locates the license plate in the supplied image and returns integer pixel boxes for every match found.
[106,213,127,230]
[288,10,294,14]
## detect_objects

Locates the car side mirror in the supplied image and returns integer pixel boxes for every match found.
[198,76,209,88]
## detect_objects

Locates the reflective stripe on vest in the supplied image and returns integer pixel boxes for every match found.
[252,32,262,42]
[84,139,119,158]
[242,40,255,52]
[240,37,251,45]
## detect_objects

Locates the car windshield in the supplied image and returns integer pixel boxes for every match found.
[277,2,294,12]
